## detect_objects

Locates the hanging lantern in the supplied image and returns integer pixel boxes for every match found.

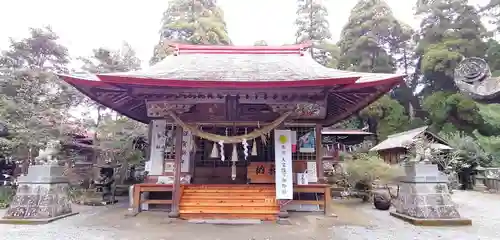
[210,142,219,158]
[251,139,258,156]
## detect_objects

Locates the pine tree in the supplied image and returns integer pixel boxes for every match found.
[415,0,488,94]
[150,0,232,64]
[294,0,333,66]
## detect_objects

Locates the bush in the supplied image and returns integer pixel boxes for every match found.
[0,186,16,208]
[343,153,404,201]
[344,153,403,186]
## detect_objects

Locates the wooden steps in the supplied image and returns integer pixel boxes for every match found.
[179,185,279,221]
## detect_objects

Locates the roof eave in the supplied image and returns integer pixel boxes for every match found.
[94,74,359,88]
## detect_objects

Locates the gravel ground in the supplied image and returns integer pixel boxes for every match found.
[332,190,500,240]
[0,191,497,240]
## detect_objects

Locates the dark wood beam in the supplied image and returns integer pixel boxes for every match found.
[225,96,239,121]
[168,126,183,218]
[315,124,324,183]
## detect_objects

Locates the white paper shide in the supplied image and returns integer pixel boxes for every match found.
[274,129,293,200]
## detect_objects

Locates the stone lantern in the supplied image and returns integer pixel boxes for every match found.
[474,165,488,192]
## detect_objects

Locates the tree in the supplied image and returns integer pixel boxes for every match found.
[294,0,334,66]
[485,39,500,76]
[337,0,411,73]
[0,27,80,158]
[336,0,413,139]
[359,95,410,141]
[414,0,489,95]
[481,0,500,33]
[421,91,498,136]
[151,0,232,64]
[78,43,146,181]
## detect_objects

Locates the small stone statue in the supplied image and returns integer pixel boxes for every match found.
[35,140,61,165]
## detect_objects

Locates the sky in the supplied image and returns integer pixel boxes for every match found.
[0,0,491,68]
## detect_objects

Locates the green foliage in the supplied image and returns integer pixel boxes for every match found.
[422,92,487,134]
[415,0,488,94]
[441,132,492,170]
[344,153,404,186]
[441,131,493,169]
[0,27,84,157]
[337,0,412,73]
[79,44,146,171]
[151,0,232,64]
[360,95,410,140]
[294,0,335,66]
[97,116,147,165]
[0,187,15,208]
[485,39,500,72]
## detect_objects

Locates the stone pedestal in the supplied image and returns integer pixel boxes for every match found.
[0,165,78,224]
[390,163,472,226]
[474,177,488,192]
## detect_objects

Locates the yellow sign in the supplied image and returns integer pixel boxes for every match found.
[279,135,287,144]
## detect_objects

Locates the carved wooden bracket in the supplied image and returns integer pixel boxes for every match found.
[146,101,193,117]
[270,103,325,119]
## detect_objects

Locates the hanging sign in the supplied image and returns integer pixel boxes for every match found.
[307,162,318,183]
[180,130,192,173]
[148,120,166,175]
[298,131,316,153]
[274,129,293,200]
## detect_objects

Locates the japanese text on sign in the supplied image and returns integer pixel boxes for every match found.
[274,129,293,200]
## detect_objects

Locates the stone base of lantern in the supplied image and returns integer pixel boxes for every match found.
[0,165,79,224]
[391,162,472,226]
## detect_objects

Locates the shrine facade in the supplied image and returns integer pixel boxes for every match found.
[59,43,404,220]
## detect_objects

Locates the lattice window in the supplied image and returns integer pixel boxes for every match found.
[288,126,316,161]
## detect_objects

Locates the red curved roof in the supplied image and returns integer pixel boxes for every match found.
[58,43,405,124]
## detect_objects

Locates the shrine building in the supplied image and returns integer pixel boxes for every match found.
[59,43,404,221]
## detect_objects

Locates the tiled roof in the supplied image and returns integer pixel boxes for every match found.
[369,126,429,151]
[93,44,403,85]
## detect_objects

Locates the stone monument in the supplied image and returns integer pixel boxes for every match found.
[390,162,472,226]
[0,140,78,224]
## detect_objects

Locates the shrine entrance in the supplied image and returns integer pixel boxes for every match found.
[191,127,275,184]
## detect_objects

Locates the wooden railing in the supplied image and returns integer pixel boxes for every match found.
[292,184,332,215]
[131,183,175,215]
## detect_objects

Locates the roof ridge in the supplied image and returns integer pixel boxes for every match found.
[387,126,428,138]
[171,42,312,55]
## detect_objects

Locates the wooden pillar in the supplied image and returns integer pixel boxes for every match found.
[168,125,183,218]
[315,124,324,183]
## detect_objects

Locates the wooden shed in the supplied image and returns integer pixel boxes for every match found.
[369,126,451,164]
